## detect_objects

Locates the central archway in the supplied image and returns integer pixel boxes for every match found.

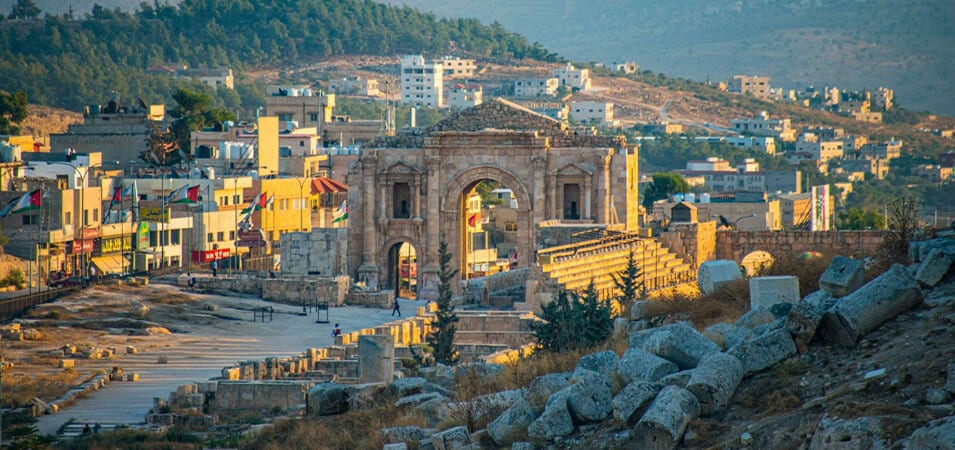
[442,166,533,281]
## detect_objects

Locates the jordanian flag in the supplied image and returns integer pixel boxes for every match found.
[0,190,41,217]
[332,200,348,223]
[166,185,199,204]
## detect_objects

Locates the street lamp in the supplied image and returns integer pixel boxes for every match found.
[734,213,757,230]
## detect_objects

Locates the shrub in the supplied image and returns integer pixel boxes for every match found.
[535,281,613,353]
[2,267,26,289]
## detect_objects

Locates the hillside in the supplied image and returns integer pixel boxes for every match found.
[0,0,556,112]
[378,0,955,116]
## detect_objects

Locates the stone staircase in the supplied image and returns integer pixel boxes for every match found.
[537,232,696,300]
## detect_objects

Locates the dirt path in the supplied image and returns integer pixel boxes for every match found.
[0,283,419,435]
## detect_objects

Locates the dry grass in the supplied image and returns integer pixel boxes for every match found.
[244,406,427,450]
[139,291,195,305]
[757,253,835,297]
[638,279,750,330]
[2,369,82,406]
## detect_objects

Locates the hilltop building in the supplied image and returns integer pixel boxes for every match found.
[400,55,443,108]
[728,75,771,99]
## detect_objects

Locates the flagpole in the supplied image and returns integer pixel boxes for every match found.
[161,174,165,269]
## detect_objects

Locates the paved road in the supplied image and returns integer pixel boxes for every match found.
[36,292,420,435]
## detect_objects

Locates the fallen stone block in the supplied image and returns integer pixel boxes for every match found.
[904,416,955,450]
[638,321,721,370]
[946,363,955,394]
[820,264,922,346]
[415,396,452,428]
[488,397,536,447]
[431,426,470,450]
[804,290,838,314]
[698,260,742,294]
[703,323,736,350]
[915,249,952,287]
[749,276,800,310]
[395,392,445,408]
[686,352,744,416]
[573,350,619,380]
[380,426,435,445]
[612,381,661,424]
[658,370,695,388]
[526,373,570,414]
[809,416,886,450]
[785,300,824,343]
[58,359,75,369]
[819,256,866,297]
[728,328,797,375]
[383,443,408,450]
[511,442,534,450]
[616,347,678,384]
[306,383,352,416]
[630,300,658,321]
[565,372,613,423]
[527,390,574,443]
[633,385,701,450]
[925,388,952,405]
[735,308,777,329]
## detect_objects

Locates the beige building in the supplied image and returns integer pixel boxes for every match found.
[448,83,483,109]
[693,136,776,155]
[839,158,890,180]
[796,133,844,162]
[439,57,476,79]
[728,75,771,99]
[730,112,796,141]
[654,197,782,231]
[677,157,766,193]
[400,55,443,108]
[179,67,234,90]
[613,62,638,74]
[569,101,614,125]
[513,78,559,98]
[860,140,903,160]
[265,85,335,130]
[776,193,812,230]
[327,77,380,97]
[553,63,591,90]
[912,164,953,182]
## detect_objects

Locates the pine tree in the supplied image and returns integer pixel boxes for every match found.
[579,280,613,346]
[534,289,577,352]
[612,249,645,308]
[427,240,459,365]
[535,281,613,352]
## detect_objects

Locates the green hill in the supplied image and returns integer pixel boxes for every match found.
[0,0,557,111]
[377,0,955,116]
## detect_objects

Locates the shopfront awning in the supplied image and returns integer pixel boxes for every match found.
[91,254,129,275]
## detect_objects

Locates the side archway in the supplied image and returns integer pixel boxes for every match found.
[379,237,421,299]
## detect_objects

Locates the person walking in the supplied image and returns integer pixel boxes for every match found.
[211,260,218,277]
[331,323,342,338]
[391,297,401,317]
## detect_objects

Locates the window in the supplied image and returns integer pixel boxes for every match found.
[93,209,99,222]
[207,233,214,243]
[233,195,240,204]
[160,231,168,246]
[309,113,318,122]
[22,215,38,225]
[217,231,224,241]
[171,230,180,245]
[83,209,89,226]
[65,212,71,226]
[229,231,235,240]
[149,231,157,247]
[505,222,518,232]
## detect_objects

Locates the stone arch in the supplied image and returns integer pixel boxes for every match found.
[440,165,534,278]
[740,250,775,277]
[378,236,421,299]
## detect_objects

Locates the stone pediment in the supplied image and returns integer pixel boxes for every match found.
[555,163,592,176]
[379,162,421,176]
[430,98,566,133]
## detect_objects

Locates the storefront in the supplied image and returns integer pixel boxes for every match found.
[92,231,132,276]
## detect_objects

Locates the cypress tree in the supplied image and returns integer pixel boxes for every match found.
[427,240,459,365]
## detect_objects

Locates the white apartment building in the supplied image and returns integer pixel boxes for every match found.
[400,55,443,108]
[693,136,777,155]
[730,111,796,142]
[448,83,483,109]
[553,64,591,90]
[513,78,559,98]
[569,101,614,125]
[677,157,766,193]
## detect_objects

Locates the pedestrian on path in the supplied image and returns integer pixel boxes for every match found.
[331,323,342,337]
[391,297,401,317]
[211,260,218,277]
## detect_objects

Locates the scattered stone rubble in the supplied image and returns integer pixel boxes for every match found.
[365,236,951,449]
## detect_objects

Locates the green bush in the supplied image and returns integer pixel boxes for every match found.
[2,268,26,289]
[535,282,613,352]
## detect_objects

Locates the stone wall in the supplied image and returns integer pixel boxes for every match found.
[281,228,347,276]
[537,224,610,248]
[186,275,349,306]
[208,381,313,417]
[715,230,885,262]
[658,221,717,271]
[462,268,530,305]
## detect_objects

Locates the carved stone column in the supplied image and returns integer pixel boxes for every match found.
[549,174,558,220]
[412,177,421,219]
[583,176,592,220]
[531,155,546,225]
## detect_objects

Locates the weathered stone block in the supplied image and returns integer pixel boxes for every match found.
[380,426,435,445]
[630,300,656,321]
[728,328,797,375]
[946,363,955,394]
[612,381,661,424]
[819,256,866,297]
[785,299,824,344]
[616,347,678,384]
[808,417,886,450]
[735,308,777,329]
[527,390,574,443]
[804,290,838,313]
[634,386,701,450]
[488,397,536,447]
[431,426,470,450]
[637,321,720,370]
[915,249,952,287]
[358,335,395,384]
[820,264,922,346]
[565,372,613,423]
[749,276,800,310]
[306,383,352,416]
[686,352,744,416]
[698,260,742,294]
[526,373,570,414]
[904,416,955,450]
[572,350,618,380]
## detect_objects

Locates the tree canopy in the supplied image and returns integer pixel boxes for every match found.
[642,172,690,210]
[0,0,560,112]
[0,89,27,135]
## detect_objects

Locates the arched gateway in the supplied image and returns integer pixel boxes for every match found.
[346,99,641,301]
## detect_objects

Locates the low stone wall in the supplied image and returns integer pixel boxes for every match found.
[346,290,392,308]
[209,381,314,417]
[180,275,349,306]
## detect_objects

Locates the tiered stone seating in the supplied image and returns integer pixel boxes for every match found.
[537,232,696,299]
